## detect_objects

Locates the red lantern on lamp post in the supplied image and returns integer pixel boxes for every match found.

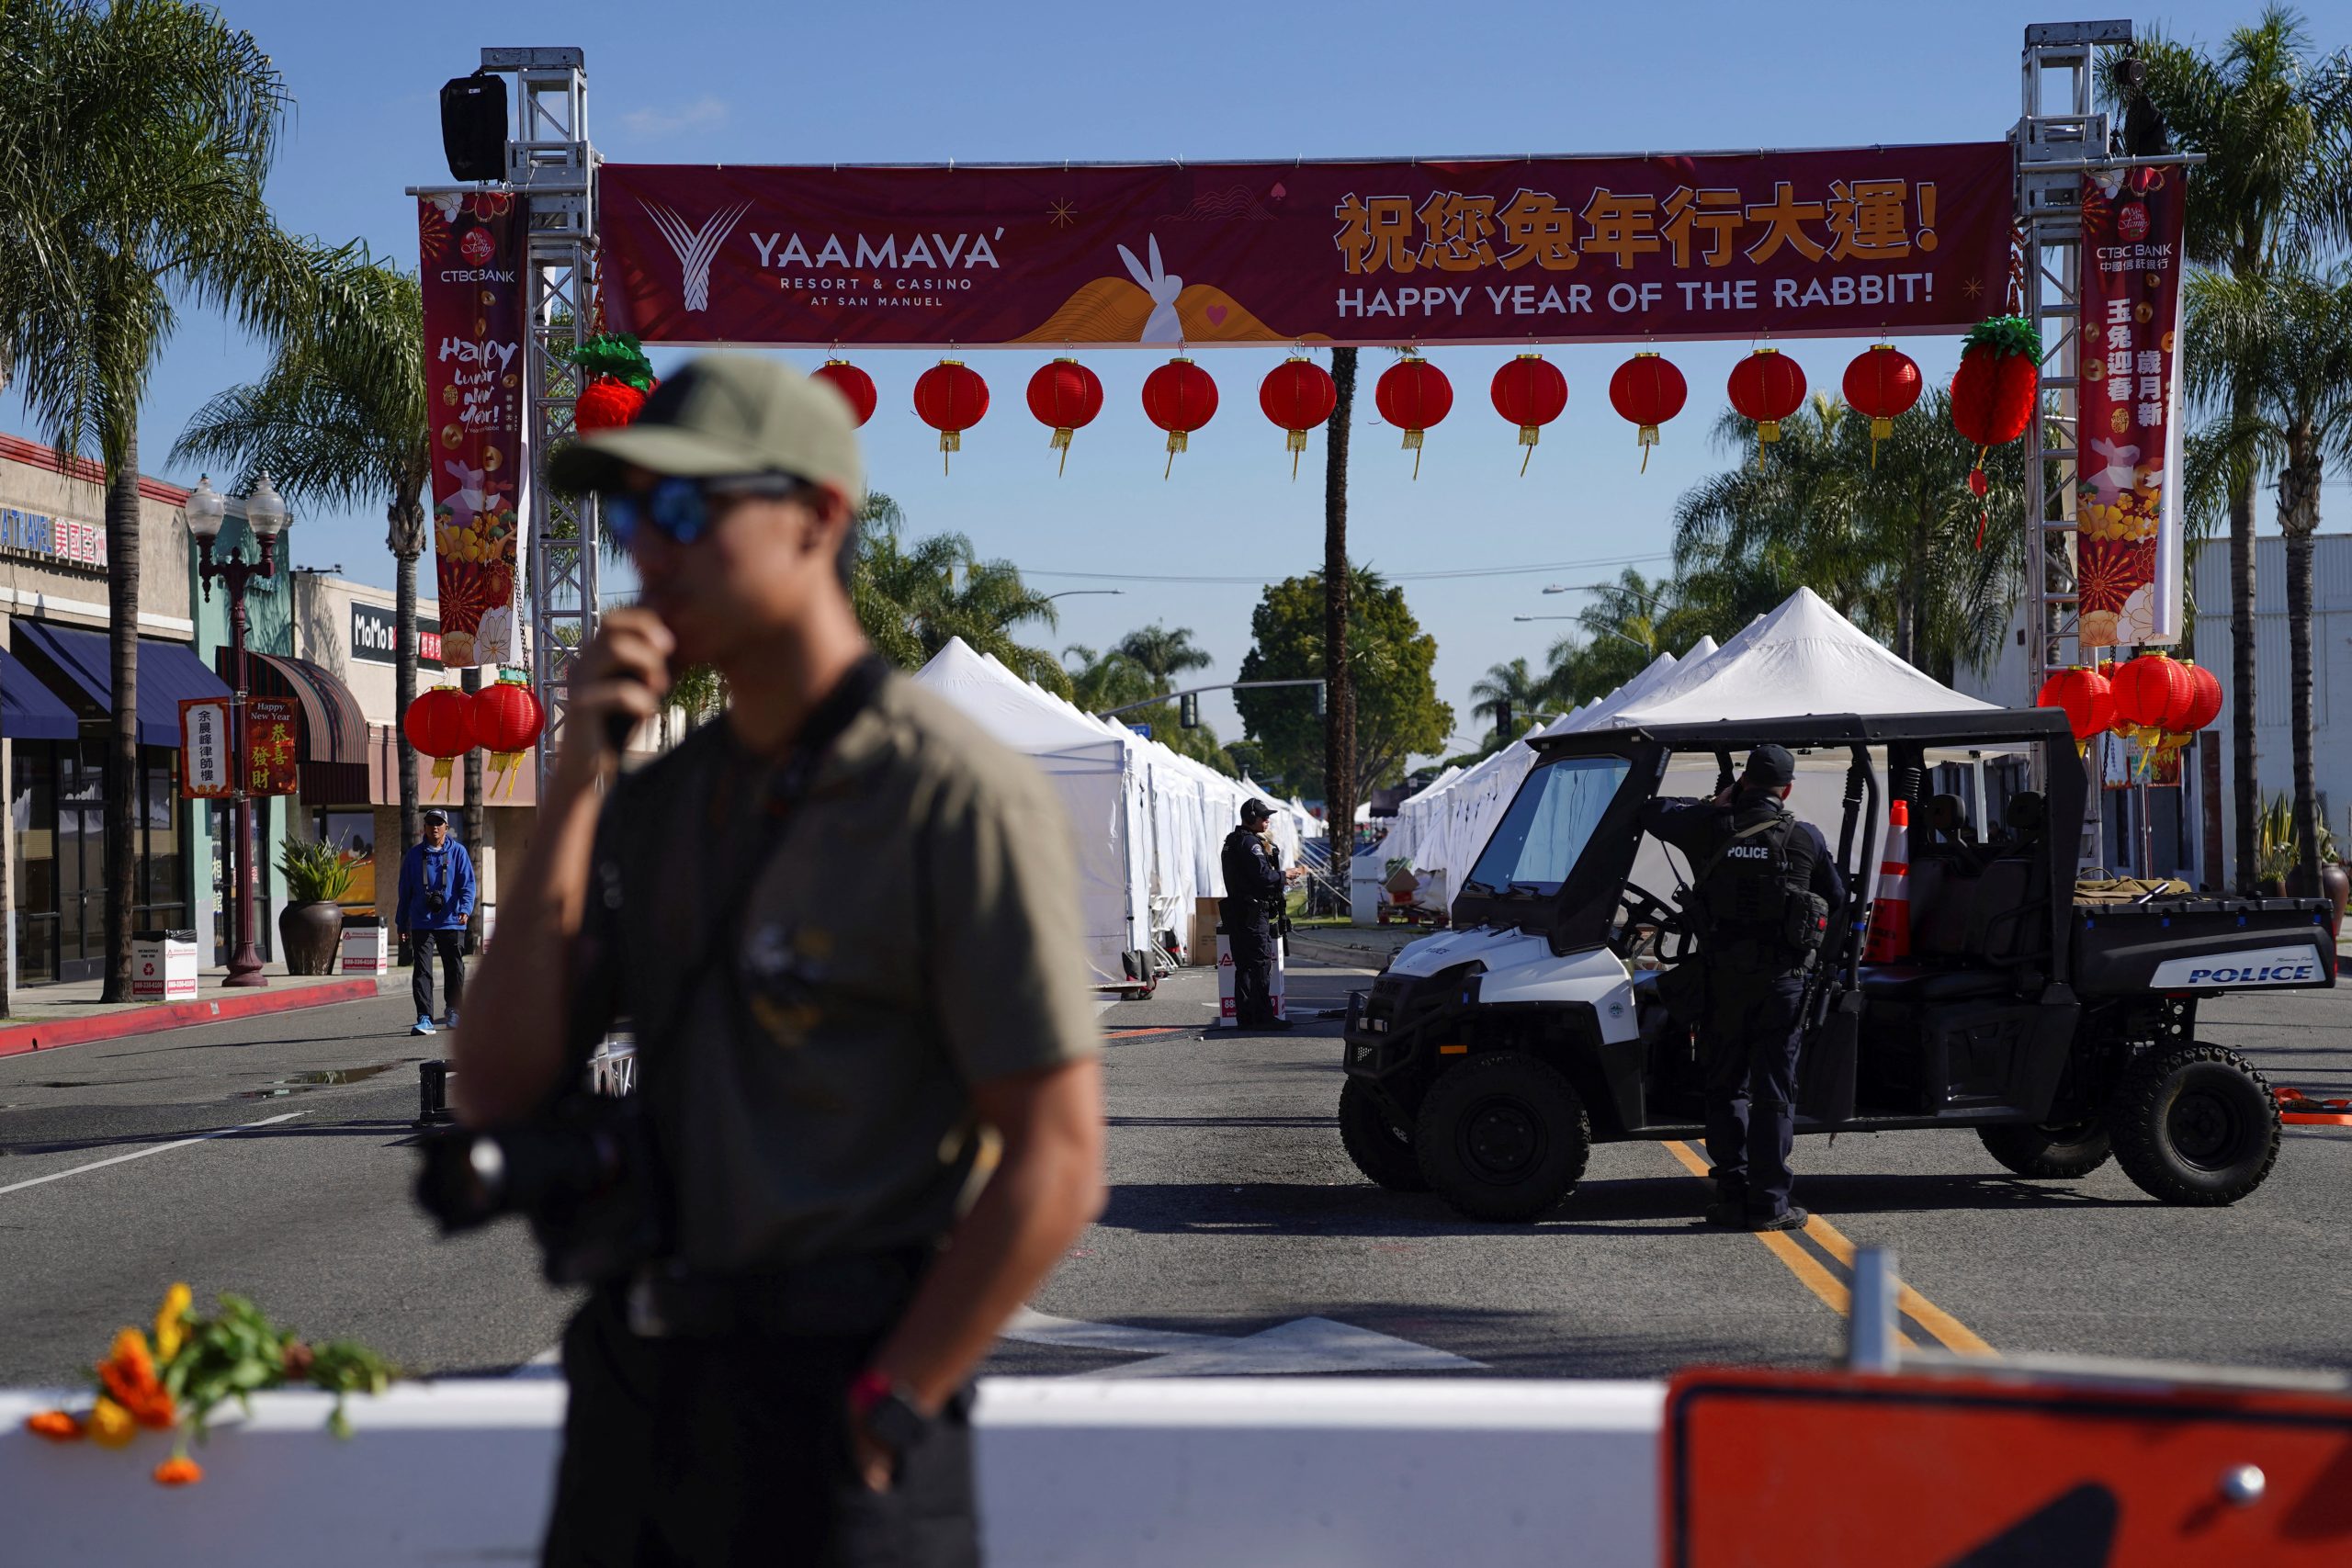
[1489,354,1568,476]
[1258,357,1338,479]
[1024,359,1104,475]
[2109,652,2197,743]
[1608,353,1688,472]
[2036,666,2114,753]
[811,358,878,428]
[1841,344,1923,468]
[1141,357,1218,478]
[913,360,989,473]
[2179,662,2223,736]
[403,686,477,798]
[1375,353,1453,479]
[467,678,545,797]
[1727,348,1807,466]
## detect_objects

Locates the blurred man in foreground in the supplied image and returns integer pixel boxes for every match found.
[453,355,1105,1566]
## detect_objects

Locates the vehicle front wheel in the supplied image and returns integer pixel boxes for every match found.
[2109,1043,2281,1206]
[1338,1077,1428,1191]
[1414,1052,1590,1223]
[1977,1120,2113,1179]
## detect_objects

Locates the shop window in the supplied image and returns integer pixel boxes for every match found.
[312,808,378,911]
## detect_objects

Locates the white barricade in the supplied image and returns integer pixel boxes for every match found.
[1213,931,1287,1027]
[340,920,391,976]
[0,1377,1661,1566]
[130,931,198,1000]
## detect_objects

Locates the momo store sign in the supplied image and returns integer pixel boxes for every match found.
[599,143,2012,348]
[349,602,444,669]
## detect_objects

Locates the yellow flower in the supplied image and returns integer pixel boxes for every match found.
[154,1284,192,1362]
[88,1397,135,1449]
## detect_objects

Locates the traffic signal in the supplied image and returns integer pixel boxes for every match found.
[1180,692,1200,729]
[1496,701,1513,738]
[1313,682,1328,718]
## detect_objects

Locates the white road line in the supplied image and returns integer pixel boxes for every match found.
[0,1111,308,1198]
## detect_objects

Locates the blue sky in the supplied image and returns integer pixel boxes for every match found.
[14,0,2331,765]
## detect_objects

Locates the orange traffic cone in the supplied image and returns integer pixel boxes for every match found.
[1865,799,1913,964]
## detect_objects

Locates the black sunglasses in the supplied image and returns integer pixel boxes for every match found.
[603,474,808,547]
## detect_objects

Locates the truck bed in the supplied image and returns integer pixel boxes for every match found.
[2071,895,2337,997]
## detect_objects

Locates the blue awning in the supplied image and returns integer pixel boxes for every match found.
[0,646,78,741]
[13,621,231,748]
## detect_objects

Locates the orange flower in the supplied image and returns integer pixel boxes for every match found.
[154,1283,192,1363]
[97,1328,175,1427]
[24,1409,84,1441]
[153,1456,204,1485]
[87,1397,136,1449]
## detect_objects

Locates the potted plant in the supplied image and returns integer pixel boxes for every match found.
[277,838,355,975]
[2255,794,2298,898]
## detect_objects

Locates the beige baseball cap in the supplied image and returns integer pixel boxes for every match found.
[548,352,865,502]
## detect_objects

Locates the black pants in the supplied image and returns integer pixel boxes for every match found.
[543,1287,978,1568]
[411,928,465,1021]
[1221,904,1277,1024]
[1701,967,1808,1219]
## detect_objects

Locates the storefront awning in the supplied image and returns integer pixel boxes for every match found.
[242,651,371,805]
[0,646,78,740]
[13,621,230,748]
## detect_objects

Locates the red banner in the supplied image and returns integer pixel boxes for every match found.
[417,193,527,667]
[246,696,299,797]
[599,145,2013,349]
[2075,166,2187,649]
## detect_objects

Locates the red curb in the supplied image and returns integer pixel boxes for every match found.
[0,979,384,1060]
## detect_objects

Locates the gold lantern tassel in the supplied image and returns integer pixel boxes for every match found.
[1050,426,1074,476]
[430,756,454,799]
[1870,415,1892,468]
[1286,427,1307,481]
[1164,428,1187,480]
[1638,424,1658,473]
[1402,427,1424,481]
[1519,423,1540,478]
[940,428,960,476]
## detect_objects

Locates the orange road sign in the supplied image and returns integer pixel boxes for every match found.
[1667,1366,2352,1565]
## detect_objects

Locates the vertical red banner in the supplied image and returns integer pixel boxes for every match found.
[246,697,300,797]
[417,193,528,668]
[2075,168,2188,649]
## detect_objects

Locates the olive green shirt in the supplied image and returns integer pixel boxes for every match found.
[577,671,1100,1271]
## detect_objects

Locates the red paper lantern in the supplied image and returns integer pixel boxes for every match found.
[1841,344,1923,467]
[403,686,476,795]
[2036,667,2114,745]
[1608,353,1688,472]
[468,679,545,796]
[574,378,650,433]
[1024,359,1104,476]
[1727,348,1807,463]
[1141,357,1218,478]
[1950,315,2041,478]
[2180,662,2223,734]
[2109,652,2197,740]
[811,359,877,428]
[1375,354,1453,479]
[913,360,989,473]
[1258,357,1338,480]
[1489,354,1568,476]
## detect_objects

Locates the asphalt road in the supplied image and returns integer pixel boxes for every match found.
[3,949,2348,1387]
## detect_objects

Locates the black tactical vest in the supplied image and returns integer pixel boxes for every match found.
[1687,798,1822,962]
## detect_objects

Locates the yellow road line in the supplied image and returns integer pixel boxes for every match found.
[1657,1139,1872,1325]
[1805,1213,1997,1358]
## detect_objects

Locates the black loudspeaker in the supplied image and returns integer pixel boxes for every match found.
[440,73,508,183]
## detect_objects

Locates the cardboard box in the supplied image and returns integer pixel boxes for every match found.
[1191,897,1224,967]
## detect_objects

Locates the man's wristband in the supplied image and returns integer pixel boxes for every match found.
[849,1371,933,1457]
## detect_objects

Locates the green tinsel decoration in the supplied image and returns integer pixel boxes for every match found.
[565,333,655,390]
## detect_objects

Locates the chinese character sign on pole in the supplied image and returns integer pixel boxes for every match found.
[246,697,300,797]
[598,145,2014,348]
[417,192,528,669]
[2075,167,2188,649]
[179,698,232,799]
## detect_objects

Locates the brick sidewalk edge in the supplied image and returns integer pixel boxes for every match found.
[0,978,383,1059]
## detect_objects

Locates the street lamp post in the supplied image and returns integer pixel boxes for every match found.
[187,473,288,988]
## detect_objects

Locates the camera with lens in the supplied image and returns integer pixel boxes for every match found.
[415,1089,670,1286]
[424,887,447,918]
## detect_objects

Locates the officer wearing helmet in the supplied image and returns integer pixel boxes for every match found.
[1220,799,1291,1032]
[1639,744,1845,1233]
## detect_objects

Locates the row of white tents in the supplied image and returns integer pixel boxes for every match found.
[1355,588,1998,919]
[912,637,1321,989]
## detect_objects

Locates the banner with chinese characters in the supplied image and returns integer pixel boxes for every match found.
[246,696,299,797]
[2075,166,2188,649]
[598,145,2013,348]
[417,192,527,668]
[178,698,232,799]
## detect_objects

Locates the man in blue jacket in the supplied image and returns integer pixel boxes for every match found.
[397,807,476,1036]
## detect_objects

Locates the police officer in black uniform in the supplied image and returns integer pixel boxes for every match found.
[1639,744,1845,1233]
[1220,799,1291,1032]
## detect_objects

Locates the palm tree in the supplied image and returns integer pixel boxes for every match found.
[6,0,342,998]
[2132,9,2352,888]
[851,504,1067,694]
[1114,624,1214,688]
[1323,346,1358,876]
[2186,266,2352,897]
[173,256,431,879]
[1468,657,1547,740]
[1061,645,1152,714]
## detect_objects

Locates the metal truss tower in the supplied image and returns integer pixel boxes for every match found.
[482,47,602,791]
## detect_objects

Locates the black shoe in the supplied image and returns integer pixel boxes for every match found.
[1702,1201,1746,1228]
[1749,1207,1810,1233]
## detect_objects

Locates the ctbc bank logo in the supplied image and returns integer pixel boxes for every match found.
[641,199,753,313]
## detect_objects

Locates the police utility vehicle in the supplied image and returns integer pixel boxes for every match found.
[1340,709,2337,1220]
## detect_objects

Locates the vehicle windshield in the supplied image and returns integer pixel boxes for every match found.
[1463,754,1633,897]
